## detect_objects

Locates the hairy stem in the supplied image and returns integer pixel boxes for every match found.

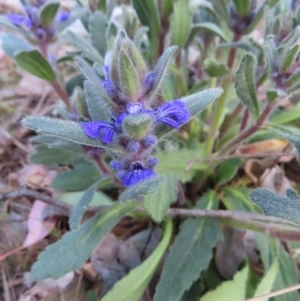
[219,101,277,155]
[52,80,72,109]
[204,34,241,156]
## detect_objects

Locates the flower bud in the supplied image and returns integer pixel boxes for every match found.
[122,113,153,139]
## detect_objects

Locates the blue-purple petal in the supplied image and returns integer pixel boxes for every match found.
[6,14,31,28]
[81,121,116,143]
[122,167,155,187]
[57,12,70,22]
[155,100,190,128]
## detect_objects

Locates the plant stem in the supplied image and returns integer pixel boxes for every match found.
[39,42,71,110]
[52,80,72,109]
[204,34,241,156]
[219,101,277,155]
[239,108,249,132]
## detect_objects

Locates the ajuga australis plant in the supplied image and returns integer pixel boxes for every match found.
[3,0,300,300]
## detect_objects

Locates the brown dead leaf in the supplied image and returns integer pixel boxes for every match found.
[259,165,293,196]
[9,164,57,189]
[236,139,289,156]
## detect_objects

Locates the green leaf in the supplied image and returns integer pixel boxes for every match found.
[170,0,192,48]
[271,102,300,125]
[156,148,206,183]
[203,59,230,77]
[132,0,161,38]
[31,201,138,281]
[216,158,242,186]
[234,53,259,117]
[232,0,251,16]
[30,135,84,154]
[40,1,60,26]
[264,35,278,72]
[149,46,178,102]
[144,171,178,223]
[222,187,257,212]
[200,266,249,301]
[268,125,300,160]
[119,49,140,99]
[244,0,280,34]
[280,44,299,73]
[61,31,103,64]
[102,217,173,301]
[30,145,80,167]
[0,34,31,58]
[89,11,107,58]
[22,117,121,152]
[51,159,100,191]
[97,0,106,13]
[154,191,222,301]
[84,80,110,121]
[250,188,300,225]
[253,259,278,300]
[75,56,115,108]
[123,113,153,139]
[15,50,56,81]
[155,88,223,138]
[266,88,287,101]
[211,0,230,27]
[192,22,228,41]
[59,190,113,207]
[119,175,162,203]
[70,181,101,230]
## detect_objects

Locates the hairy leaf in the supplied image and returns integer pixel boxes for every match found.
[250,188,300,225]
[15,50,56,81]
[22,117,121,151]
[62,31,103,64]
[235,53,259,116]
[192,23,228,41]
[132,0,161,38]
[211,0,230,27]
[40,1,60,26]
[0,34,31,58]
[269,125,300,160]
[154,191,222,301]
[89,11,107,57]
[144,171,178,222]
[75,56,115,108]
[119,175,162,203]
[232,0,250,16]
[102,218,173,301]
[84,80,110,121]
[264,35,277,72]
[69,181,101,230]
[149,46,178,103]
[266,88,287,101]
[170,0,192,48]
[156,88,223,138]
[204,59,230,77]
[280,44,299,73]
[31,201,138,281]
[51,159,100,191]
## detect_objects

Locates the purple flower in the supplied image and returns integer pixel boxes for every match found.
[147,157,159,168]
[103,80,118,99]
[127,141,140,153]
[81,121,117,144]
[6,14,32,28]
[142,135,157,147]
[110,160,123,171]
[57,12,70,22]
[154,100,190,129]
[122,162,156,187]
[143,72,155,91]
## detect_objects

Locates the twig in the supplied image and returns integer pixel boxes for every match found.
[166,208,295,226]
[1,188,299,235]
[185,151,295,170]
[0,187,103,213]
[245,283,300,301]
